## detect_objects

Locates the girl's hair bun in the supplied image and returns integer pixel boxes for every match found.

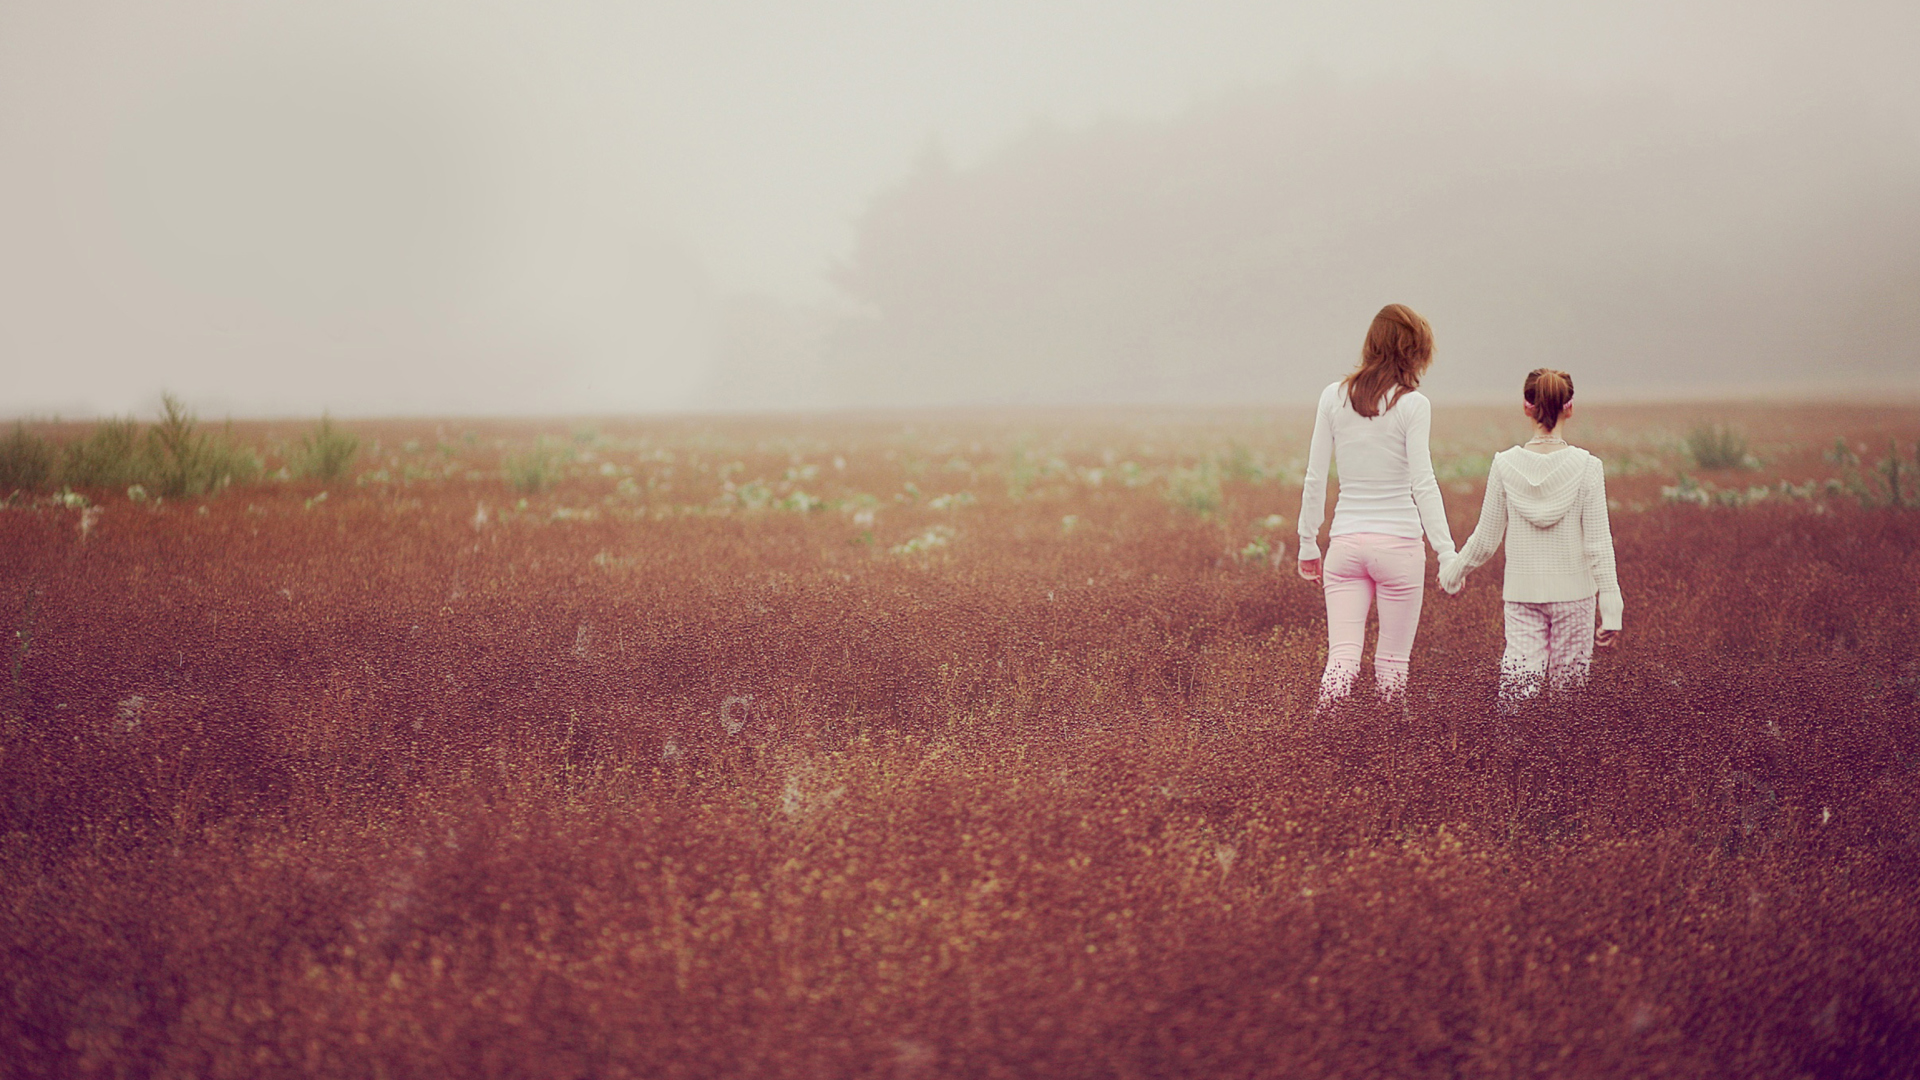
[1523,368,1574,430]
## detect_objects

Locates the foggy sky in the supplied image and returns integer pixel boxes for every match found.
[2,0,1917,417]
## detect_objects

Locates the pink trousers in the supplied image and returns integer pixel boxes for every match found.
[1319,533,1426,702]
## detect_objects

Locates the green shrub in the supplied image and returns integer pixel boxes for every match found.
[0,424,55,493]
[204,422,262,491]
[1165,462,1223,517]
[890,525,955,555]
[295,416,361,481]
[62,418,142,489]
[1003,448,1040,500]
[1225,442,1282,483]
[504,448,555,493]
[145,394,203,498]
[1686,425,1753,470]
[1814,439,1918,509]
[144,394,261,498]
[1866,441,1917,509]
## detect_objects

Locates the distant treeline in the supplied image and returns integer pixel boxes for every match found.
[711,73,1920,408]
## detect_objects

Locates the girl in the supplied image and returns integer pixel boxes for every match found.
[1297,304,1457,704]
[1438,368,1621,708]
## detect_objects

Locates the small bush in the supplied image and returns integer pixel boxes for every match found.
[504,449,555,493]
[1866,441,1917,509]
[1661,473,1711,506]
[1224,443,1262,483]
[1686,425,1753,469]
[144,394,261,498]
[1809,439,1919,509]
[1165,462,1223,517]
[62,418,142,489]
[0,424,55,493]
[205,424,263,490]
[890,524,955,555]
[295,416,361,481]
[145,394,205,498]
[1003,449,1040,500]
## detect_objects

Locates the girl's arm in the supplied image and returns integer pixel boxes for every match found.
[1439,458,1506,593]
[1404,394,1456,560]
[1583,457,1623,632]
[1297,387,1337,562]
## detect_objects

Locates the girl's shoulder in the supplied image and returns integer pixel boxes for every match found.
[1496,442,1594,458]
[1491,444,1599,480]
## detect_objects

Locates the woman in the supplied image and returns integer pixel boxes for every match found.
[1297,304,1456,704]
[1438,368,1621,710]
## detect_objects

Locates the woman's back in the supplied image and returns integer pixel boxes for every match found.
[1295,302,1450,706]
[1297,380,1451,559]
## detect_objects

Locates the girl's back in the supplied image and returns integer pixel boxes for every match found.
[1483,445,1615,610]
[1438,366,1621,707]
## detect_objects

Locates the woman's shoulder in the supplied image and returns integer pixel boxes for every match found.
[1391,388,1432,418]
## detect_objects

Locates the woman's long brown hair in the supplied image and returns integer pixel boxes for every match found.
[1344,304,1434,417]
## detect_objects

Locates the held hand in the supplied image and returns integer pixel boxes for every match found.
[1297,557,1322,582]
[1595,628,1620,648]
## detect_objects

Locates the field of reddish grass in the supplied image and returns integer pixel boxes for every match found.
[2,404,1918,1078]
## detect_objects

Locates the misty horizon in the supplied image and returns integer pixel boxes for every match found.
[4,1,1918,419]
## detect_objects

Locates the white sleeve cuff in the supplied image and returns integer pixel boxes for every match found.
[1598,590,1623,631]
[1297,536,1321,562]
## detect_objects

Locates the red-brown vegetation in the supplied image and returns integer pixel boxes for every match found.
[2,405,1917,1078]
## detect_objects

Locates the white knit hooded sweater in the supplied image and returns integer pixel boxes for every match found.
[1439,445,1623,630]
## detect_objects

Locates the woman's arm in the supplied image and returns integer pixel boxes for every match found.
[1583,457,1623,634]
[1439,458,1507,593]
[1404,394,1456,560]
[1297,387,1336,563]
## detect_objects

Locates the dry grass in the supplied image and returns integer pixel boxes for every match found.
[1,405,1917,1078]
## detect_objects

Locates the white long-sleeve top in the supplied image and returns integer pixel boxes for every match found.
[1438,445,1623,630]
[1296,381,1456,562]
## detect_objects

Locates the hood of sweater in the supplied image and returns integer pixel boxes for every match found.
[1495,445,1594,529]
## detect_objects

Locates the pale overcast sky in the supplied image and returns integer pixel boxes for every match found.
[1,0,1915,415]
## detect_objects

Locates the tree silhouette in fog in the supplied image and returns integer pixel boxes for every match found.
[820,73,1920,407]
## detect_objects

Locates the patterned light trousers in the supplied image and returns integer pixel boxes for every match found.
[1500,596,1597,710]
